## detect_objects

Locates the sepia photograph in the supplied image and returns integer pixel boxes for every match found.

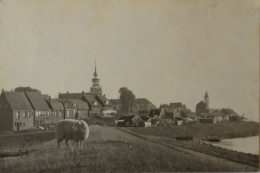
[0,0,259,172]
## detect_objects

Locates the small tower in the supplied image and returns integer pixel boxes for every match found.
[204,91,209,109]
[90,60,102,95]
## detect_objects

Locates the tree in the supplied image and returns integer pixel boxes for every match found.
[119,87,135,114]
[15,86,41,93]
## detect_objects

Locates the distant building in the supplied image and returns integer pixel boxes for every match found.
[148,108,174,125]
[159,104,174,112]
[110,98,157,115]
[196,92,210,116]
[196,92,240,123]
[58,62,111,115]
[89,60,102,96]
[0,90,34,131]
[117,115,144,127]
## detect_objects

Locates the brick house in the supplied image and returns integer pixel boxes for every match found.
[59,99,77,119]
[47,98,65,124]
[0,90,34,131]
[25,91,52,127]
[84,94,102,116]
[67,99,89,119]
[58,92,101,116]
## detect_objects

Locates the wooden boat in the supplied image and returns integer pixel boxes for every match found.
[207,138,221,142]
[0,150,29,158]
[175,136,193,140]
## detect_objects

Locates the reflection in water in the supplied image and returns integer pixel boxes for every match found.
[210,136,259,155]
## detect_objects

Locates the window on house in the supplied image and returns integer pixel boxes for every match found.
[16,112,19,119]
[23,112,26,118]
[14,122,16,126]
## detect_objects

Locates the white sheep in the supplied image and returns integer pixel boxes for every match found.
[56,119,89,150]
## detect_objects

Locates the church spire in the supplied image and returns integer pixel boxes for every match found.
[94,58,98,78]
[204,91,209,109]
[90,58,102,95]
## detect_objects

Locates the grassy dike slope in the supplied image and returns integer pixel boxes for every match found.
[0,125,257,172]
[129,121,259,139]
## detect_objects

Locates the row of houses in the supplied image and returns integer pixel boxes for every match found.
[116,92,240,127]
[0,89,113,131]
[117,108,185,127]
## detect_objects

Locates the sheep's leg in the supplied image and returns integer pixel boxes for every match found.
[65,139,72,150]
[77,141,81,149]
[80,141,84,149]
[57,138,63,149]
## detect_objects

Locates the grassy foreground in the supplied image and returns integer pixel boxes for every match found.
[0,125,257,172]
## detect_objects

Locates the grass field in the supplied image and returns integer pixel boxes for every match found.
[128,121,259,139]
[0,125,258,172]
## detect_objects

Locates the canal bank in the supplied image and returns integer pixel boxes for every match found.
[209,136,259,155]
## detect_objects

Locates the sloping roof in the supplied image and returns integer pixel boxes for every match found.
[221,108,238,116]
[148,109,162,117]
[210,111,223,117]
[48,99,64,111]
[109,98,157,108]
[135,98,152,104]
[25,92,51,110]
[59,99,77,109]
[68,99,89,110]
[96,95,112,107]
[84,94,96,105]
[118,115,136,121]
[3,92,33,110]
[58,93,83,99]
[160,104,171,109]
[140,116,151,121]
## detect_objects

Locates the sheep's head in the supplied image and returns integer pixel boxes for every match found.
[72,121,87,133]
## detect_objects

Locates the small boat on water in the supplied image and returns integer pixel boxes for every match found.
[175,136,193,140]
[207,138,221,142]
[0,150,29,158]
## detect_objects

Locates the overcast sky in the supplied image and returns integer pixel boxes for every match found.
[0,0,259,121]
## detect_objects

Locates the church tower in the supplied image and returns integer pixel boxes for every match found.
[90,60,102,95]
[204,91,209,109]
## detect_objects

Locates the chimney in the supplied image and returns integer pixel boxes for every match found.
[2,89,4,93]
[82,91,84,96]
